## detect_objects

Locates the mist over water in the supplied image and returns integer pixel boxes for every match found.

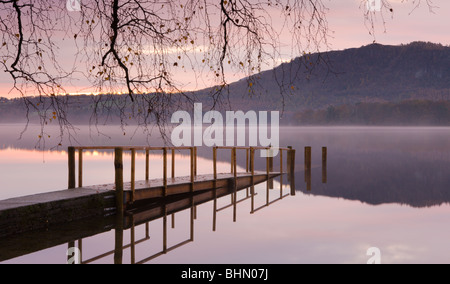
[1,124,450,263]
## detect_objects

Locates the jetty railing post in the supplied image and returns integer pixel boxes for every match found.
[131,148,136,202]
[114,147,124,215]
[145,149,150,181]
[190,147,194,192]
[266,148,270,205]
[246,148,249,173]
[171,148,175,179]
[194,147,198,177]
[213,147,217,231]
[68,147,76,189]
[268,147,274,190]
[78,149,83,188]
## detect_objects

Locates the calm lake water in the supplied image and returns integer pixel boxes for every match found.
[1,124,450,264]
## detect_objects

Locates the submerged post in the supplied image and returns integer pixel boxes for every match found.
[115,147,124,215]
[68,147,76,189]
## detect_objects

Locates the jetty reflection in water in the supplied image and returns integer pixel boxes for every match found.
[0,176,293,264]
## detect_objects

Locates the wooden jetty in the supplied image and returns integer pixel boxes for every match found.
[0,177,293,263]
[0,146,296,238]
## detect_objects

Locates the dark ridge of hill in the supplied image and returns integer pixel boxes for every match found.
[205,41,450,112]
[1,42,450,124]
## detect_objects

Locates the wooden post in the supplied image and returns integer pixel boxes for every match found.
[190,147,194,192]
[171,149,175,179]
[246,148,249,172]
[78,149,83,188]
[268,148,274,189]
[287,146,292,182]
[230,148,234,174]
[68,147,76,189]
[322,147,327,184]
[145,149,150,181]
[305,147,312,171]
[290,148,296,195]
[131,148,136,202]
[250,147,255,213]
[163,147,167,197]
[280,149,283,173]
[213,147,218,231]
[213,147,217,180]
[145,222,150,239]
[194,147,198,176]
[233,147,237,222]
[115,148,124,215]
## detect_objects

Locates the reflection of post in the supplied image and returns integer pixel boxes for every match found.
[68,241,75,264]
[68,147,76,189]
[130,216,135,264]
[322,147,327,184]
[172,213,175,229]
[163,207,167,253]
[114,216,124,264]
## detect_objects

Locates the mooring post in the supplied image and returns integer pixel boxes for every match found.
[68,147,76,189]
[287,146,292,182]
[114,147,124,215]
[322,147,327,184]
[289,148,296,195]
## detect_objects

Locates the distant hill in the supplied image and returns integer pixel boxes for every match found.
[1,41,450,124]
[209,41,450,113]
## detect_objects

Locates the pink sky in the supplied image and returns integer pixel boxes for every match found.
[0,0,449,98]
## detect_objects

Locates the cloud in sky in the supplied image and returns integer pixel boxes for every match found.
[0,0,449,98]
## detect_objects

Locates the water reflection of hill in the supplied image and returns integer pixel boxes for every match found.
[295,151,450,208]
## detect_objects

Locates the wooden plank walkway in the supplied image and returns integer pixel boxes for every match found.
[0,145,297,238]
[0,171,280,238]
